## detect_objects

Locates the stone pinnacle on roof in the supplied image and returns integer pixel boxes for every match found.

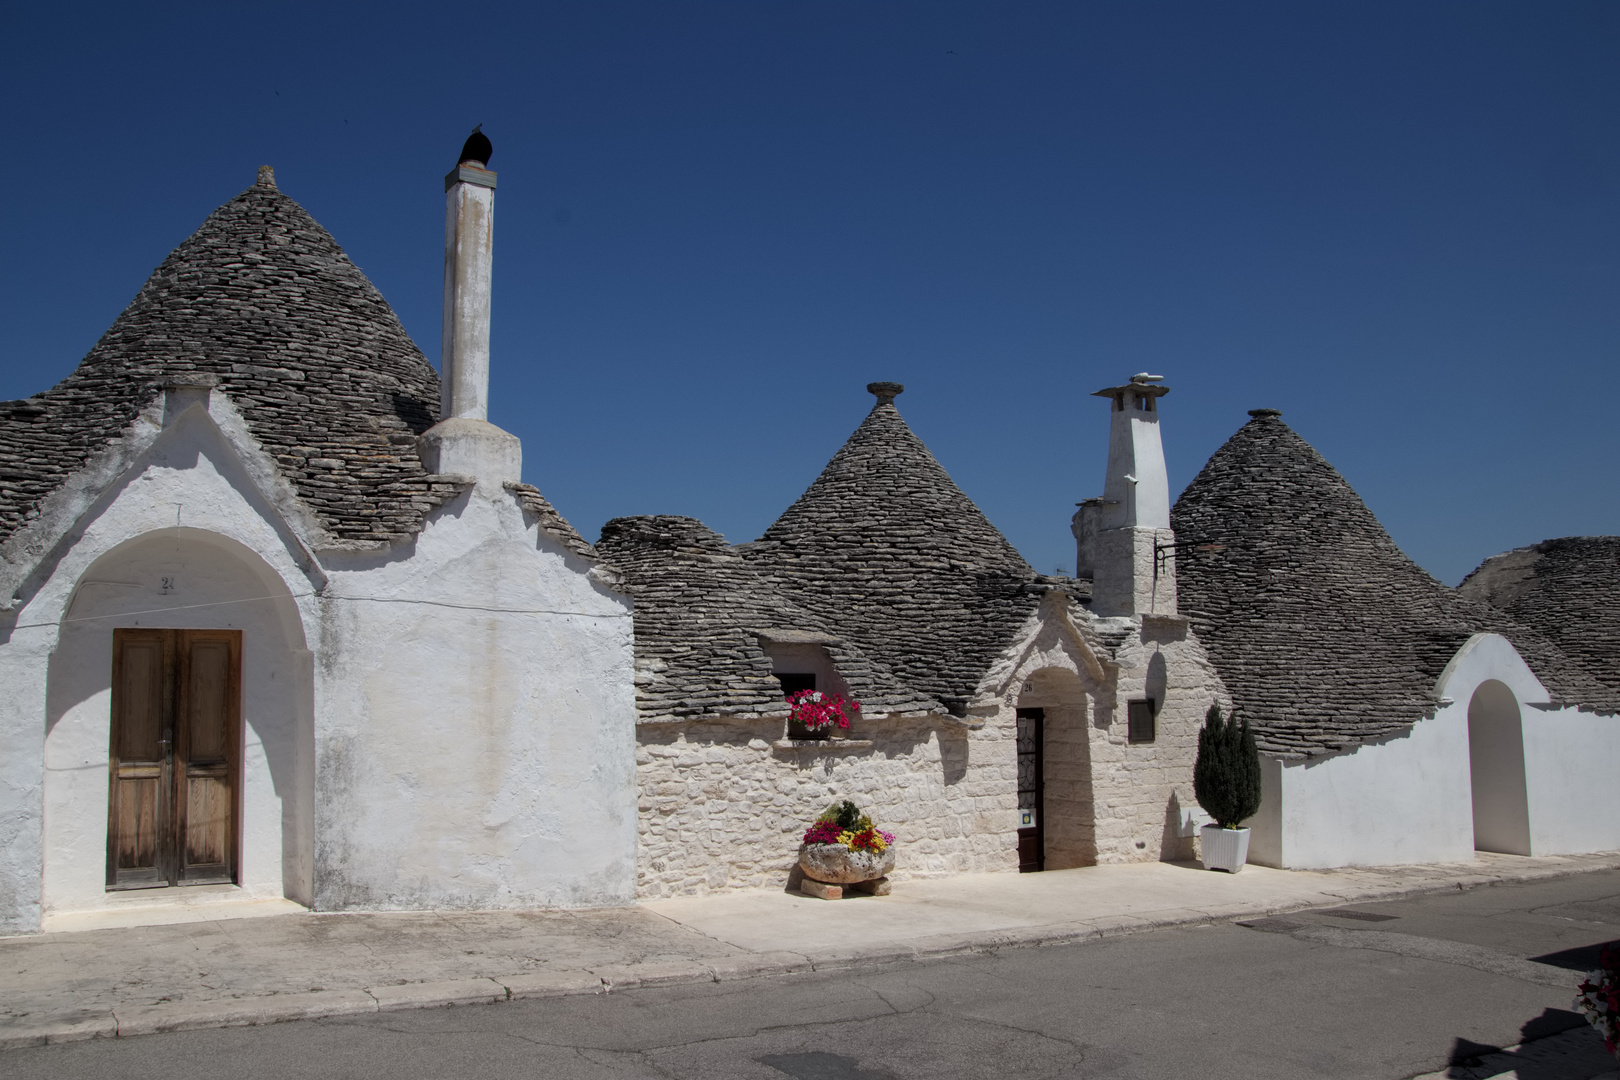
[867,382,903,405]
[256,165,276,190]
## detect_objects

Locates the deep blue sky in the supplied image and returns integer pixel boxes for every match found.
[4,3,1616,584]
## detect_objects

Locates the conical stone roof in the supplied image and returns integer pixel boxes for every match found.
[0,171,452,547]
[1172,410,1617,758]
[740,387,1040,713]
[1460,536,1620,695]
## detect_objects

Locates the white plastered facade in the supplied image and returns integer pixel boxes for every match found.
[0,388,638,934]
[1245,633,1620,870]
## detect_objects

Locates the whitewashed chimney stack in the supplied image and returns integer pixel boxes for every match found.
[1073,374,1176,616]
[419,128,522,486]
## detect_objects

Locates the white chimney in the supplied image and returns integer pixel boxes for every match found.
[419,127,521,486]
[1073,373,1176,616]
[441,148,495,419]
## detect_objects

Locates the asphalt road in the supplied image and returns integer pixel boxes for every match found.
[8,871,1619,1080]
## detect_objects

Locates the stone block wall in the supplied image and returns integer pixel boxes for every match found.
[1090,615,1221,862]
[635,713,1018,898]
[975,603,1225,868]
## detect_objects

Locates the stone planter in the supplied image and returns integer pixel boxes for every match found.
[798,842,895,900]
[1200,825,1251,873]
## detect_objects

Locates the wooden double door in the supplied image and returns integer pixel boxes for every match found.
[107,629,242,890]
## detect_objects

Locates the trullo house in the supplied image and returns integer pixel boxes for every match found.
[2,139,1617,933]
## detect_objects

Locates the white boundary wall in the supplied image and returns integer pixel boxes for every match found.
[1248,633,1620,868]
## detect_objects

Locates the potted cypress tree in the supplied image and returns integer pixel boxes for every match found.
[1193,704,1262,872]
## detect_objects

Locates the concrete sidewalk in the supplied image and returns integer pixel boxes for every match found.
[4,850,1618,1051]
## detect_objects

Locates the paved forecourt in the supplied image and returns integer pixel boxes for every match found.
[2,850,1617,1051]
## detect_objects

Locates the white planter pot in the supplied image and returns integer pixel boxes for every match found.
[1200,825,1251,873]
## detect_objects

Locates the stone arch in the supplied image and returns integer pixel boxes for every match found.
[1016,666,1096,869]
[42,527,314,918]
[1467,679,1531,856]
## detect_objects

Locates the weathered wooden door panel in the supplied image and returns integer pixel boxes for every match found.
[107,628,240,890]
[108,630,173,887]
[176,632,239,883]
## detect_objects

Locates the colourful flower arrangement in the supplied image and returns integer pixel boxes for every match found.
[786,688,860,734]
[801,800,895,854]
[1575,943,1620,1057]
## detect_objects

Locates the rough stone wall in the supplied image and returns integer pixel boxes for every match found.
[635,713,1016,898]
[1093,614,1219,862]
[974,602,1224,868]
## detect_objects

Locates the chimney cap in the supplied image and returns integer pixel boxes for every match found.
[1092,376,1170,399]
[867,382,904,405]
[459,124,492,167]
[1248,408,1282,419]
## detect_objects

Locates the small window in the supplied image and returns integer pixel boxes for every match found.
[1127,699,1156,744]
[778,673,821,739]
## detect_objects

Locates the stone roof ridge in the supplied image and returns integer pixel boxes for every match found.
[740,386,1040,711]
[1172,411,1618,758]
[596,514,941,722]
[0,176,449,550]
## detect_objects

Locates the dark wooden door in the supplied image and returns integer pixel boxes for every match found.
[108,629,241,890]
[1016,708,1044,872]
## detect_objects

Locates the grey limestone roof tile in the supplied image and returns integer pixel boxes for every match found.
[595,514,941,722]
[0,173,452,548]
[1172,410,1618,759]
[1459,536,1620,695]
[737,388,1043,714]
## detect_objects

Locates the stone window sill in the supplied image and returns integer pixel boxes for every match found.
[770,739,875,751]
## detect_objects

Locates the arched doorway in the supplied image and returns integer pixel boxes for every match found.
[1015,667,1095,870]
[1467,679,1531,855]
[43,528,314,915]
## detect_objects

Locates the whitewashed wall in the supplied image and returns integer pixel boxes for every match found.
[1523,704,1620,854]
[0,398,322,933]
[1250,633,1620,868]
[1251,709,1475,869]
[314,479,638,910]
[0,390,639,932]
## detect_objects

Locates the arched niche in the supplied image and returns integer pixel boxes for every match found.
[43,527,314,916]
[1015,666,1095,870]
[1467,679,1531,856]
